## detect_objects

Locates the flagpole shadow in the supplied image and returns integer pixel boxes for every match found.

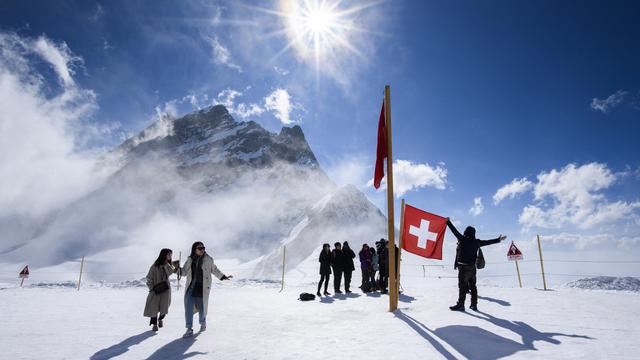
[394,310,458,360]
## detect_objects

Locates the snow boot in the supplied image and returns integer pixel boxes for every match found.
[183,328,194,338]
[449,303,465,312]
[152,324,158,331]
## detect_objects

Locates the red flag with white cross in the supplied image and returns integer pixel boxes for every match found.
[401,204,447,260]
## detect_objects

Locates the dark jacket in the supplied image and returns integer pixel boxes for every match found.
[343,247,356,272]
[319,250,332,275]
[446,220,500,268]
[359,249,372,269]
[331,249,348,272]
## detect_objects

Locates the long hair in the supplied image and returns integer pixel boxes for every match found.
[153,248,172,267]
[190,241,204,258]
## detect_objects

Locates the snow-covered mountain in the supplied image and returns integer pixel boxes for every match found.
[4,105,386,278]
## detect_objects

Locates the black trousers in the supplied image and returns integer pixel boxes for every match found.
[457,265,478,306]
[318,274,330,292]
[333,269,343,291]
[344,270,353,291]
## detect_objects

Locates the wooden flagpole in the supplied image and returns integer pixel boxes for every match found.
[385,85,398,312]
[397,199,406,301]
[537,235,548,290]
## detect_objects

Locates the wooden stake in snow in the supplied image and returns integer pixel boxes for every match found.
[280,246,286,293]
[384,85,398,312]
[537,235,548,290]
[77,256,85,291]
[515,260,523,288]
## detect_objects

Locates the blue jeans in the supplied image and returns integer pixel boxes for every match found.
[184,286,206,329]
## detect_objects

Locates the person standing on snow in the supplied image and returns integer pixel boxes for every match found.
[317,243,332,296]
[369,246,379,291]
[180,241,232,338]
[331,242,347,294]
[342,241,356,293]
[446,219,506,312]
[358,244,372,292]
[144,248,179,331]
[377,239,389,294]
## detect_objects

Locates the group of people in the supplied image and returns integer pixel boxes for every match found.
[143,241,232,338]
[316,219,506,312]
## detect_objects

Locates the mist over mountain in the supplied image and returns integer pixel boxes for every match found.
[3,105,386,279]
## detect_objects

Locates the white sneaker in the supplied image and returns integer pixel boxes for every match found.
[183,328,194,338]
[199,324,206,332]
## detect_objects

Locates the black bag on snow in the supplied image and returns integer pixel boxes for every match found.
[299,293,316,301]
[476,248,485,269]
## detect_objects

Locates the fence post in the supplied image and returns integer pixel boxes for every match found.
[177,251,181,291]
[537,235,548,290]
[279,246,286,292]
[77,256,85,291]
[515,260,522,288]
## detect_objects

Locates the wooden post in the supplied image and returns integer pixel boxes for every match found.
[422,265,426,278]
[177,251,182,291]
[385,85,398,312]
[515,260,522,288]
[396,199,405,299]
[537,235,548,290]
[20,278,25,287]
[280,246,286,292]
[77,256,85,291]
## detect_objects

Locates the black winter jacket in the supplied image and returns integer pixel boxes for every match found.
[446,220,501,268]
[319,250,332,275]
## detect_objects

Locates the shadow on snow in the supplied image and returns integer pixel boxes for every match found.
[146,332,207,360]
[90,331,156,360]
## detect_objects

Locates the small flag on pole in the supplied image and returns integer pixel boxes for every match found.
[373,101,387,189]
[401,204,447,260]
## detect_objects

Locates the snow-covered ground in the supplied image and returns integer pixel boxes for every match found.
[1,254,638,360]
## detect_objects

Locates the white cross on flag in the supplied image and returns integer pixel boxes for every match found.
[401,204,447,260]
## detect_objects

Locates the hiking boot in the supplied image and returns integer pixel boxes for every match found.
[470,304,478,312]
[199,324,206,332]
[152,324,158,331]
[183,328,194,338]
[449,304,465,312]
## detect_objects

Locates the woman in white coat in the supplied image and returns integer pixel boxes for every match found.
[180,241,232,338]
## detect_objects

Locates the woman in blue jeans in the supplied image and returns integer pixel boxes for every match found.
[180,241,232,338]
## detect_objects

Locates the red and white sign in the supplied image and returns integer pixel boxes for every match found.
[507,242,523,261]
[19,265,29,279]
[401,204,447,260]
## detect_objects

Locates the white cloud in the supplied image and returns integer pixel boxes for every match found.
[210,36,242,72]
[264,88,294,125]
[517,163,640,229]
[370,160,447,197]
[469,197,484,216]
[590,90,628,113]
[0,32,115,219]
[493,177,534,205]
[274,66,289,75]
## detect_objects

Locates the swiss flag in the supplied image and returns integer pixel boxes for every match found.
[402,204,447,259]
[373,101,387,189]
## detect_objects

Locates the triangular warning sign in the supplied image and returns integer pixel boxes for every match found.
[19,265,29,278]
[507,242,523,261]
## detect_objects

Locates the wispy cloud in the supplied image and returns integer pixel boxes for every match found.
[590,90,628,113]
[369,160,447,197]
[212,87,297,125]
[493,177,533,204]
[469,197,484,216]
[210,36,242,72]
[264,88,294,125]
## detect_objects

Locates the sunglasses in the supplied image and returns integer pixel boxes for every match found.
[196,246,205,251]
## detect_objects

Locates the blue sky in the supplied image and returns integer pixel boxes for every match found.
[1,0,639,269]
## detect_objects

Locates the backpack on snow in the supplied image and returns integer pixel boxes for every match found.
[476,248,485,269]
[298,293,316,301]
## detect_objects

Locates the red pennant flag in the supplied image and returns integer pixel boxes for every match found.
[373,101,387,189]
[402,204,447,259]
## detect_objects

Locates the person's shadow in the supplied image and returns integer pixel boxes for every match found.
[146,333,206,360]
[477,295,511,306]
[90,331,156,360]
[394,311,458,360]
[399,293,416,303]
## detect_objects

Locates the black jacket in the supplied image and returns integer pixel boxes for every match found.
[331,249,348,272]
[343,247,356,272]
[446,220,501,268]
[319,250,332,275]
